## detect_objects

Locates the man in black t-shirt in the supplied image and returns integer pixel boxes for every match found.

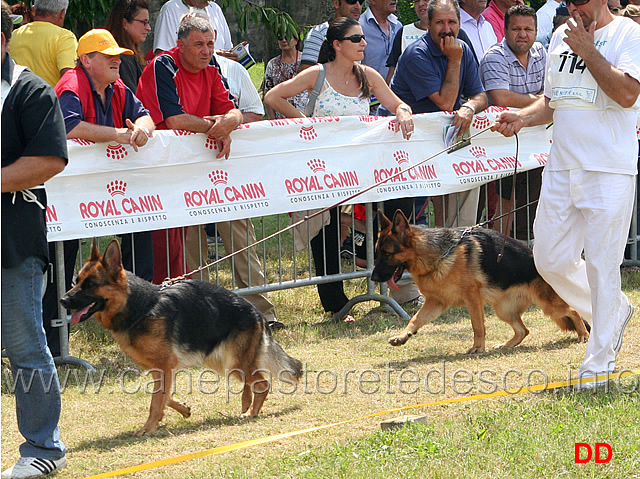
[1,2,68,477]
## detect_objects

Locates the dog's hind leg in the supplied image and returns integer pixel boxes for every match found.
[389,299,447,346]
[465,292,487,353]
[492,296,530,349]
[240,370,270,418]
[532,279,590,343]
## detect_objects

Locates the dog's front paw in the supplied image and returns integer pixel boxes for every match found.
[388,332,412,346]
[577,333,589,343]
[134,420,159,436]
[466,344,486,354]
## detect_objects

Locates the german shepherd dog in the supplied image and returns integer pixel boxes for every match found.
[61,239,302,436]
[371,210,590,353]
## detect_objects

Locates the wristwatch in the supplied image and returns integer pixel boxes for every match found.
[461,103,476,115]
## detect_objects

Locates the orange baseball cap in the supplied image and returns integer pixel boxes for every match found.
[77,29,134,56]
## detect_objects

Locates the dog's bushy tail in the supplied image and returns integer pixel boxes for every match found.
[532,278,591,336]
[259,330,303,383]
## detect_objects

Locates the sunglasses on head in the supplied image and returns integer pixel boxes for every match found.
[343,0,363,4]
[565,0,591,6]
[339,34,365,43]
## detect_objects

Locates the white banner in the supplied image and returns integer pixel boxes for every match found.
[44,107,569,241]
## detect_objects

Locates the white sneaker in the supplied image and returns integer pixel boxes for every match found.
[573,373,611,392]
[613,304,634,356]
[1,457,66,479]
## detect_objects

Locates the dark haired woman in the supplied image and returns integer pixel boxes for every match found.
[105,0,154,281]
[105,0,151,93]
[265,17,414,322]
[263,33,308,119]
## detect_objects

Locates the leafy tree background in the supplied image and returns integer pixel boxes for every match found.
[9,0,547,61]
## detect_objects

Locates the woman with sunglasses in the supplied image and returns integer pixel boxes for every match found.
[265,17,414,322]
[105,0,152,94]
[104,0,155,283]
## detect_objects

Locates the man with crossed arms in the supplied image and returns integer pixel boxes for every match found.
[137,15,281,328]
[493,0,640,388]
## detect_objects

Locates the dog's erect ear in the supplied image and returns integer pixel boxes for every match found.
[392,209,411,244]
[102,239,123,277]
[90,238,101,261]
[378,210,392,231]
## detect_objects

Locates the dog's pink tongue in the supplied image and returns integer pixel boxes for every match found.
[71,305,91,323]
[387,277,400,292]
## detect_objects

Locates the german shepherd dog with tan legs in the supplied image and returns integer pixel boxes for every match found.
[371,210,590,353]
[61,239,302,435]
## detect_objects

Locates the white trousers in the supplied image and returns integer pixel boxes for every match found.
[533,169,634,376]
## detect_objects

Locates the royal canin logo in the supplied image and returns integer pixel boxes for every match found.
[284,159,360,194]
[470,146,488,159]
[307,159,326,173]
[533,153,549,166]
[387,119,397,132]
[106,180,127,197]
[299,125,318,140]
[106,144,128,160]
[208,170,228,185]
[359,115,376,123]
[205,136,219,151]
[451,155,522,176]
[46,204,59,223]
[184,171,266,207]
[79,180,164,219]
[173,129,196,136]
[487,106,508,113]
[472,114,491,129]
[393,150,410,165]
[71,138,95,146]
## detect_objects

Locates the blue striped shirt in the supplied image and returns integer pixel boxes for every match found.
[479,39,547,95]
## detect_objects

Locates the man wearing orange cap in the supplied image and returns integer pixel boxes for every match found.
[55,28,154,146]
[50,29,155,336]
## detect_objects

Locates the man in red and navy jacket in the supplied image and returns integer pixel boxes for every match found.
[137,14,242,284]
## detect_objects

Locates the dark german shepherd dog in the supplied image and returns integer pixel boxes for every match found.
[61,239,302,436]
[371,210,590,353]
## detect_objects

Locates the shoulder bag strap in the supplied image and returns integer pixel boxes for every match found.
[304,63,326,117]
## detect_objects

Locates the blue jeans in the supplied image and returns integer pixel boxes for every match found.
[1,257,65,460]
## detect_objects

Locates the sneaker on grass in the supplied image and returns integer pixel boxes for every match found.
[1,457,66,479]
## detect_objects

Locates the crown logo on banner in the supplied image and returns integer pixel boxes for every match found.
[106,180,127,196]
[299,125,318,140]
[469,146,488,158]
[106,144,128,160]
[208,170,228,185]
[393,150,410,165]
[307,159,326,173]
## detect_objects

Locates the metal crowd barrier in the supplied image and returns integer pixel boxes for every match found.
[42,173,640,368]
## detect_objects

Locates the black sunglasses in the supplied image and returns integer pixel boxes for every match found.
[565,0,591,6]
[343,0,363,4]
[339,34,365,43]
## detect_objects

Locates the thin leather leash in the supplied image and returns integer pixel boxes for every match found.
[160,125,521,288]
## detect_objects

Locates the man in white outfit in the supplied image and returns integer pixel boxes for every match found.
[492,0,640,388]
[153,0,232,55]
